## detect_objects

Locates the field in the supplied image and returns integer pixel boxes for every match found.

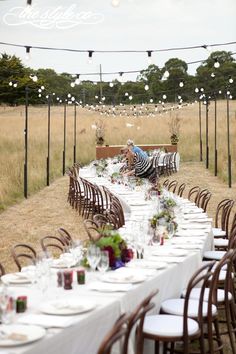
[0,100,236,210]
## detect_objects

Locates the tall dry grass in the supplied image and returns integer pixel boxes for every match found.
[0,100,235,210]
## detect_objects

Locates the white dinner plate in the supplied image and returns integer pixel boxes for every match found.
[151,249,188,257]
[101,273,145,284]
[40,299,96,316]
[0,325,46,347]
[1,273,32,285]
[88,282,132,292]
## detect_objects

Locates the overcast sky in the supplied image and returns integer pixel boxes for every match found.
[0,0,236,81]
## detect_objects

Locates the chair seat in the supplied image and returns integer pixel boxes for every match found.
[143,314,199,337]
[161,299,217,318]
[203,250,226,260]
[214,238,229,247]
[182,288,233,303]
[212,227,226,237]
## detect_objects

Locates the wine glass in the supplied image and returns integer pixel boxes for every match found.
[97,250,109,273]
[87,245,101,272]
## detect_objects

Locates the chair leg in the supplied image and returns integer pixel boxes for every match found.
[225,303,236,354]
[213,319,224,354]
[155,341,160,354]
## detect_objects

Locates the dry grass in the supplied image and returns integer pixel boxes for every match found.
[0,100,235,211]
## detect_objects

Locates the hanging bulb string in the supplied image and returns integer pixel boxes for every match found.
[0,40,235,54]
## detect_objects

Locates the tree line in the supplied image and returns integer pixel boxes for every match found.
[0,51,235,105]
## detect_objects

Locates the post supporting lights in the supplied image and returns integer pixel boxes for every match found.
[25,46,31,61]
[226,93,232,188]
[88,51,94,64]
[62,102,67,175]
[24,86,29,198]
[47,94,51,186]
[205,97,210,169]
[74,102,77,164]
[213,93,217,176]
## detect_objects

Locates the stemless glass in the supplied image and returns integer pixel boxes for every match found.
[167,222,175,239]
[97,250,109,273]
[87,245,101,271]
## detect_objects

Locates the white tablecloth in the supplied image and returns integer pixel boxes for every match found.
[0,174,213,354]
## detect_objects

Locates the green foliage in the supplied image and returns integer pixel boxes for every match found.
[95,232,126,258]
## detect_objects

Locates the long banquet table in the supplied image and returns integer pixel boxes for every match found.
[0,168,214,354]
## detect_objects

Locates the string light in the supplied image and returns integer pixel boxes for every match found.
[75,74,80,85]
[111,0,120,7]
[147,50,152,65]
[214,58,220,68]
[70,82,75,87]
[88,51,94,64]
[179,81,184,87]
[25,46,31,61]
[211,73,215,78]
[144,84,149,91]
[30,74,38,82]
[162,70,170,80]
[109,82,114,88]
[229,77,234,84]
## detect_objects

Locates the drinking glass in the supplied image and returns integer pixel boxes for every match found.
[167,222,175,239]
[87,245,101,271]
[0,287,15,324]
[97,250,109,273]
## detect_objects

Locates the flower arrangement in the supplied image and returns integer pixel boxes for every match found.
[163,197,177,209]
[93,159,108,176]
[168,114,181,145]
[150,210,174,229]
[95,229,133,269]
[95,120,105,146]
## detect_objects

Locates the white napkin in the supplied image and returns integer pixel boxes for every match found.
[17,314,77,328]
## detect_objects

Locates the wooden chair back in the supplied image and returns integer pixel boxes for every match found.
[11,243,37,271]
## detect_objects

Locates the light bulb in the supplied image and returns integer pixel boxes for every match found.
[109,82,114,88]
[13,83,17,88]
[144,84,149,91]
[150,98,153,103]
[56,97,60,101]
[129,95,133,100]
[200,87,204,92]
[125,92,129,96]
[178,95,181,100]
[163,94,167,100]
[229,78,234,84]
[41,86,45,90]
[70,82,75,88]
[46,95,49,99]
[68,93,71,98]
[214,59,220,68]
[195,88,199,93]
[9,81,13,86]
[227,91,230,96]
[38,94,41,98]
[95,95,98,99]
[229,95,232,99]
[25,46,31,61]
[111,0,120,7]
[211,73,215,78]
[102,96,106,101]
[71,97,75,102]
[38,89,42,93]
[75,78,80,85]
[179,81,184,87]
[162,70,169,80]
[218,90,222,94]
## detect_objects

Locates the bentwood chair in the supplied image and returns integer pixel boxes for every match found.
[0,262,5,277]
[197,188,212,213]
[177,183,186,197]
[57,228,74,247]
[188,186,201,204]
[93,214,115,230]
[167,180,178,193]
[97,314,129,354]
[124,289,159,354]
[162,179,169,188]
[141,261,216,354]
[11,243,37,271]
[83,219,101,242]
[213,199,235,239]
[40,236,66,257]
